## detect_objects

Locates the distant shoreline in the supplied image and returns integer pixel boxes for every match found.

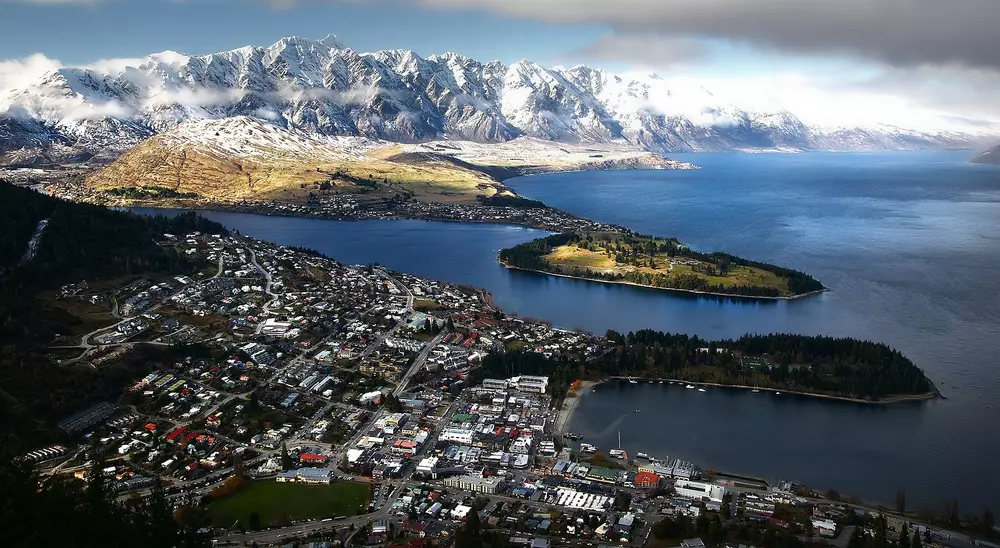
[499,261,828,302]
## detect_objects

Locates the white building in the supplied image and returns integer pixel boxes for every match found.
[440,428,474,445]
[512,375,549,394]
[416,457,439,475]
[675,480,726,503]
[481,378,509,391]
[443,475,504,494]
[260,318,293,338]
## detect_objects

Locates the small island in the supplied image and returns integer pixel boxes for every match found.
[499,231,825,299]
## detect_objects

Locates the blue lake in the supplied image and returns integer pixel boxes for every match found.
[136,150,1000,512]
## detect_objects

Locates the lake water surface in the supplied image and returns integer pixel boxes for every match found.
[136,150,1000,511]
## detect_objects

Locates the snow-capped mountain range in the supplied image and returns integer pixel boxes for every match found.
[2,34,997,165]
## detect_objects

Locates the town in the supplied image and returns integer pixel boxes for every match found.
[21,229,994,548]
[40,178,628,235]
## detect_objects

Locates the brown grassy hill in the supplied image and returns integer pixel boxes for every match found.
[86,117,505,205]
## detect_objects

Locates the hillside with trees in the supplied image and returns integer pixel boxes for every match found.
[0,182,227,444]
[499,232,825,298]
[0,446,209,547]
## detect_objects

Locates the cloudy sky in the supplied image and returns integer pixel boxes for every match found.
[1,0,999,129]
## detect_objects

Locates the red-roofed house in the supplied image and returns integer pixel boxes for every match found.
[634,471,660,489]
[300,452,328,465]
[165,426,186,443]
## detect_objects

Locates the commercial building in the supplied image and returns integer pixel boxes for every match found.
[416,457,439,475]
[440,428,474,445]
[675,480,726,503]
[481,379,509,391]
[512,375,549,394]
[634,471,660,489]
[276,467,332,484]
[443,475,504,494]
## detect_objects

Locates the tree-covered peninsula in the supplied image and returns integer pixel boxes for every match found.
[499,232,825,298]
[480,330,935,403]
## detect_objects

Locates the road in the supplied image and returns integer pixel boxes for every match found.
[349,268,417,366]
[248,246,280,313]
[394,330,447,396]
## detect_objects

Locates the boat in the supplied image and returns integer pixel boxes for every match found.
[580,443,597,453]
[658,380,664,384]
[628,377,638,384]
[608,431,628,460]
[751,387,760,393]
[698,388,707,392]
[685,384,694,389]
[775,392,781,395]
[564,432,582,441]
[634,409,640,413]
[636,452,650,459]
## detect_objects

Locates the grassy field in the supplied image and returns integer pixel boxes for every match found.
[208,480,369,527]
[543,242,790,294]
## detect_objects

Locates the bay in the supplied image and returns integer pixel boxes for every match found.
[507,151,1000,512]
[134,150,1000,512]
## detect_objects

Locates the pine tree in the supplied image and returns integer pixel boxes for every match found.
[899,524,910,548]
[280,442,293,471]
[875,516,889,548]
[847,526,865,548]
[912,530,923,548]
[982,508,995,537]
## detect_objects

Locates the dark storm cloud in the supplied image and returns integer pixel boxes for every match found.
[415,0,1000,69]
[572,34,710,69]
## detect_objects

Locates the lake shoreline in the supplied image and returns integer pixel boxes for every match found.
[499,261,828,301]
[553,380,600,435]
[552,377,938,434]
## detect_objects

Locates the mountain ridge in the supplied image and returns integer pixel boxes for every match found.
[969,144,1000,164]
[2,34,998,166]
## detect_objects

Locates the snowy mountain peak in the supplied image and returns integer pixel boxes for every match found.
[318,34,345,49]
[2,33,998,166]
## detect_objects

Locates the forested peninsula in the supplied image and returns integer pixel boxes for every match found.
[480,330,936,404]
[499,232,825,299]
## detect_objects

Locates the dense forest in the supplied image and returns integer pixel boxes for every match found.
[498,232,825,297]
[480,330,931,401]
[0,182,227,445]
[0,182,226,343]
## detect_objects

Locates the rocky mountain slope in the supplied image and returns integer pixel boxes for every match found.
[970,144,1000,164]
[2,34,997,166]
